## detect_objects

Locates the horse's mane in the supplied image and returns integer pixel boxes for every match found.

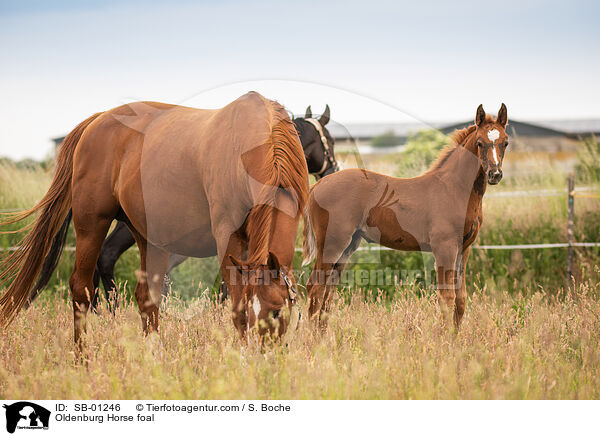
[245,101,308,265]
[426,114,495,173]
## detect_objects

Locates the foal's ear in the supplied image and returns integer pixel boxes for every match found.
[319,104,330,126]
[266,251,283,273]
[305,105,313,119]
[497,103,508,126]
[475,104,486,126]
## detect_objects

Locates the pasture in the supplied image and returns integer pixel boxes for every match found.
[1,145,600,400]
[3,286,600,399]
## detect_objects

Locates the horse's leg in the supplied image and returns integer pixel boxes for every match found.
[70,216,113,353]
[318,230,362,326]
[218,279,229,303]
[454,246,471,330]
[307,255,332,322]
[307,222,358,327]
[95,221,136,312]
[91,267,101,312]
[432,239,460,330]
[321,264,344,327]
[218,231,247,338]
[161,253,188,296]
[308,256,348,328]
[217,238,246,303]
[128,228,168,334]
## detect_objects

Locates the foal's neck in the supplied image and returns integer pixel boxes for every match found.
[435,139,486,200]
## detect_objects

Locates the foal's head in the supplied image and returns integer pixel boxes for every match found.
[295,105,339,178]
[229,252,298,339]
[472,104,509,185]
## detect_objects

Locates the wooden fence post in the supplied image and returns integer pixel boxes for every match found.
[566,172,575,286]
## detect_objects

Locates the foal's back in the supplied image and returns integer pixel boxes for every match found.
[307,168,444,258]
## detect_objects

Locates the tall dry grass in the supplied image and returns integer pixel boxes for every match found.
[1,155,599,400]
[1,284,599,399]
[0,163,52,212]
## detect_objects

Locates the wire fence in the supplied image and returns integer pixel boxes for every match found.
[1,178,599,258]
[485,186,598,199]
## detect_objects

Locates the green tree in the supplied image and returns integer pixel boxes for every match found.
[395,129,448,178]
[370,130,402,148]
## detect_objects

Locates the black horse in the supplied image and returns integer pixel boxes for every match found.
[90,105,339,310]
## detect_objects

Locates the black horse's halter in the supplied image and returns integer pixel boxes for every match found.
[280,268,298,305]
[304,118,339,178]
[280,267,302,329]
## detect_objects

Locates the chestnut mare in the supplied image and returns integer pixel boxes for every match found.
[81,105,338,311]
[0,92,308,347]
[303,104,508,329]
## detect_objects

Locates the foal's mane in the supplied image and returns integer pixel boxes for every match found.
[245,101,308,265]
[426,114,495,173]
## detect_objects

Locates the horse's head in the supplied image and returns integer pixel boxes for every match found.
[228,252,299,340]
[473,103,509,185]
[296,105,339,178]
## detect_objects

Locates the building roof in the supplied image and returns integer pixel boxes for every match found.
[438,119,567,138]
[328,118,600,141]
[534,119,600,136]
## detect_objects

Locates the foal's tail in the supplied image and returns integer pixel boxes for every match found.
[0,112,102,326]
[302,200,316,266]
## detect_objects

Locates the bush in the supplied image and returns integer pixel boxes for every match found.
[576,135,600,183]
[370,130,403,148]
[394,129,447,177]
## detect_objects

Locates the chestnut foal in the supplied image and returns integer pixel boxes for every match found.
[303,104,509,329]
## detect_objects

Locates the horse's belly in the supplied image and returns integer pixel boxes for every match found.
[364,206,430,252]
[144,206,215,254]
[366,224,427,252]
[160,228,217,258]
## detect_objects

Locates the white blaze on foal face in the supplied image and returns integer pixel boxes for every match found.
[487,129,500,143]
[488,129,500,164]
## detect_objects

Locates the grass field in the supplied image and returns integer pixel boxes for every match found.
[1,146,600,400]
[2,286,599,399]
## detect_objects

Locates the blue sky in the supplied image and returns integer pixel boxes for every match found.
[1,0,599,159]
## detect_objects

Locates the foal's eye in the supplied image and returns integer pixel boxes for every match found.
[477,140,484,148]
[272,309,281,319]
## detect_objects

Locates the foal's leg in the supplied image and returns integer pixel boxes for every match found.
[129,228,169,334]
[321,263,347,323]
[307,257,336,323]
[70,216,113,353]
[432,239,460,330]
[314,231,362,326]
[308,226,362,327]
[454,246,471,329]
[307,226,358,327]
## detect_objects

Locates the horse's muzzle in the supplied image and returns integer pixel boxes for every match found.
[487,168,503,185]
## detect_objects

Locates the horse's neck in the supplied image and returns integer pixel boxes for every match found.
[435,144,486,202]
[293,119,307,151]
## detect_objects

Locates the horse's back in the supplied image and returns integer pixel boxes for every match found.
[71,93,298,256]
[310,168,385,209]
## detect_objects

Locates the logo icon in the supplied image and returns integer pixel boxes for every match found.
[3,402,50,434]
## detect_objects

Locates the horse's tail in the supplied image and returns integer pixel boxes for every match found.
[0,112,102,326]
[301,203,316,266]
[245,105,308,265]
